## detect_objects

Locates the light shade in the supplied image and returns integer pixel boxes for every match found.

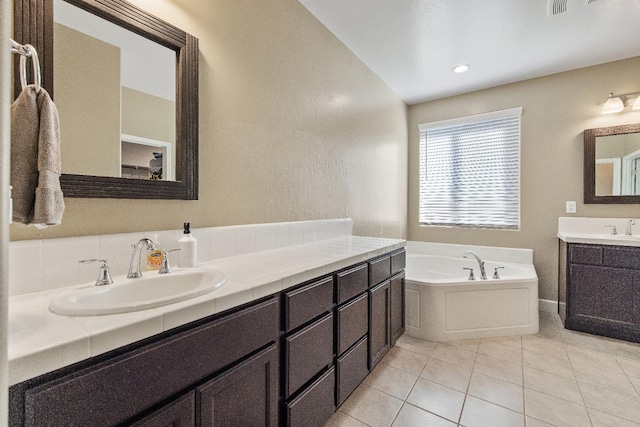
[602,93,624,115]
[452,64,470,73]
[633,96,640,111]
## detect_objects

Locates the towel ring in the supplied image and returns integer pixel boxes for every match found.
[19,44,41,93]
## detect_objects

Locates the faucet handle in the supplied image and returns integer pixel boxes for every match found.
[493,266,505,280]
[605,225,618,235]
[463,267,475,281]
[158,249,182,275]
[79,259,114,286]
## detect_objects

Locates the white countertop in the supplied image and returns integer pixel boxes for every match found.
[557,231,640,247]
[557,217,640,247]
[8,236,404,386]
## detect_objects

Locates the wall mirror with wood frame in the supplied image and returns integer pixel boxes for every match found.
[14,0,199,199]
[584,123,640,204]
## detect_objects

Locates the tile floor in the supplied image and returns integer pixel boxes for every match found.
[326,312,640,427]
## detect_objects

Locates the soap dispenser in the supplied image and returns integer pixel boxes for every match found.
[178,222,197,268]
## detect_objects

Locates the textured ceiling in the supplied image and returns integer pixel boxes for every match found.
[298,0,640,104]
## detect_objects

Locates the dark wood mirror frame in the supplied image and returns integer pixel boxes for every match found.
[14,0,199,199]
[584,123,640,204]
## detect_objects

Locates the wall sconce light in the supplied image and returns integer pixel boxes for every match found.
[601,92,640,115]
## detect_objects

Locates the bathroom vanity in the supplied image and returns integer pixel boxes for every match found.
[8,244,406,427]
[558,217,640,344]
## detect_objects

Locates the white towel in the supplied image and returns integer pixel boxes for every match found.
[10,85,64,226]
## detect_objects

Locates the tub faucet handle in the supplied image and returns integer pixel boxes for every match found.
[493,266,505,280]
[605,225,618,235]
[463,267,475,281]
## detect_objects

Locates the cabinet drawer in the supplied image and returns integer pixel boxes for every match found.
[337,293,368,355]
[285,313,334,398]
[285,276,334,331]
[286,367,335,427]
[391,250,406,276]
[569,244,602,265]
[23,298,279,427]
[336,336,368,406]
[370,255,391,286]
[603,246,640,269]
[337,264,368,305]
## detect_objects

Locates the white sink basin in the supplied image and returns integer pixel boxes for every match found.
[49,268,226,316]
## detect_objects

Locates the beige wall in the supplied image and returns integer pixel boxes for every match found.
[408,56,640,302]
[54,23,121,177]
[11,0,408,241]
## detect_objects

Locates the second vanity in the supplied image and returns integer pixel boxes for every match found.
[558,217,640,344]
[7,225,405,427]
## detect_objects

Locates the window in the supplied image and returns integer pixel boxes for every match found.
[419,107,522,230]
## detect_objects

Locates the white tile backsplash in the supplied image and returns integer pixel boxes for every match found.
[9,219,354,296]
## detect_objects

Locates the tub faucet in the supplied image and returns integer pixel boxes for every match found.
[127,238,156,279]
[463,251,487,280]
[626,219,636,236]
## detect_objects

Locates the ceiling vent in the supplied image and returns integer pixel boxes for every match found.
[548,0,600,16]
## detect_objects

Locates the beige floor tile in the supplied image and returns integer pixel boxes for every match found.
[567,346,625,374]
[460,396,525,427]
[524,388,591,427]
[523,349,575,379]
[617,355,640,379]
[580,382,640,423]
[485,335,522,348]
[325,410,369,427]
[522,335,569,360]
[525,417,554,426]
[420,357,472,392]
[474,353,523,386]
[572,361,639,397]
[395,334,438,358]
[391,403,456,427]
[478,340,522,364]
[431,343,477,370]
[406,378,465,423]
[467,372,524,413]
[630,375,640,395]
[340,383,403,427]
[364,362,419,400]
[381,346,429,376]
[448,339,480,353]
[523,366,583,404]
[588,408,640,427]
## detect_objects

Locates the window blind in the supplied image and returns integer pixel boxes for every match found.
[418,107,522,230]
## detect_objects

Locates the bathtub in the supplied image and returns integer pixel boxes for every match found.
[404,242,539,342]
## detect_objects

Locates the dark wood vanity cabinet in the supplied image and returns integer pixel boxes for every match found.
[9,248,407,427]
[563,242,640,343]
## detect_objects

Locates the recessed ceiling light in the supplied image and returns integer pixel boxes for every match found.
[452,64,470,73]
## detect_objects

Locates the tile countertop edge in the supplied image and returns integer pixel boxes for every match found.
[8,236,405,386]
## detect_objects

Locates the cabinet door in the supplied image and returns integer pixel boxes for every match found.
[569,264,635,326]
[369,280,391,369]
[197,345,278,427]
[131,392,195,427]
[390,273,405,345]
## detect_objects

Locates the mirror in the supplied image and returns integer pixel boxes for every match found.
[584,123,640,203]
[13,0,199,199]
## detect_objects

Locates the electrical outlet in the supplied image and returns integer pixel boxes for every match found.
[566,201,577,214]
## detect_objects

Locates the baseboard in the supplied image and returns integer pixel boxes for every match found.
[539,299,557,313]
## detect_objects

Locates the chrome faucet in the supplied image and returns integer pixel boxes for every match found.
[463,251,487,280]
[127,238,156,279]
[626,219,636,236]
